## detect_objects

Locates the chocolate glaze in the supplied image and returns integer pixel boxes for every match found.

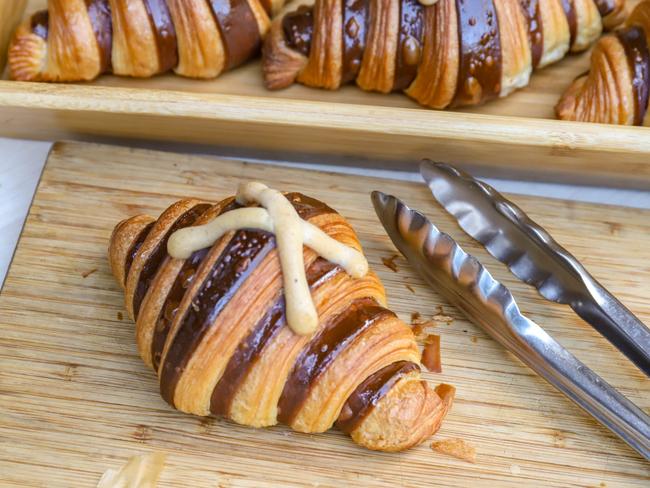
[560,0,577,47]
[260,0,273,16]
[342,0,370,84]
[132,204,211,321]
[208,0,261,70]
[151,202,239,372]
[617,26,650,126]
[520,0,544,68]
[158,194,335,407]
[393,0,425,91]
[282,6,314,57]
[85,0,113,73]
[452,0,503,107]
[31,11,49,40]
[159,229,275,405]
[284,192,335,221]
[277,298,395,425]
[210,258,341,416]
[124,222,155,286]
[336,361,419,433]
[143,0,178,73]
[594,0,615,17]
[151,247,210,372]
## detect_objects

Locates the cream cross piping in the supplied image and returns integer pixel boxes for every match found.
[167,182,368,335]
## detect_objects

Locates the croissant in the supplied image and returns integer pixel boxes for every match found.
[107,184,455,452]
[263,0,626,108]
[8,0,287,82]
[556,0,650,125]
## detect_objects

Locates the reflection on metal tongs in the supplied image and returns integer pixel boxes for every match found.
[419,161,650,377]
[372,190,650,460]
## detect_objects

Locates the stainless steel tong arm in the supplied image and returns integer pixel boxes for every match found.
[420,161,650,376]
[372,191,650,460]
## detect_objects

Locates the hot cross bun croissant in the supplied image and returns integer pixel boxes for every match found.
[8,0,286,82]
[108,189,455,452]
[263,0,626,108]
[557,0,650,125]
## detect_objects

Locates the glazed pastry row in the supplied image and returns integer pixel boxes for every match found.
[557,0,650,125]
[9,0,287,82]
[108,191,454,452]
[263,0,626,107]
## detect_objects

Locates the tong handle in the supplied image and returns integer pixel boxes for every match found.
[504,315,650,460]
[420,160,650,377]
[573,282,650,376]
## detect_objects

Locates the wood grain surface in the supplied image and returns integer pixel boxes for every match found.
[0,0,649,187]
[1,141,648,487]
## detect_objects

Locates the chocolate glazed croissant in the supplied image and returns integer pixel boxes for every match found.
[263,0,626,108]
[557,0,650,125]
[108,191,455,452]
[8,0,288,82]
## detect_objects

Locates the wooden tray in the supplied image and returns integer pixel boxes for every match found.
[1,141,648,487]
[1,0,650,188]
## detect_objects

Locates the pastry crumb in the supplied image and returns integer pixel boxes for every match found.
[81,268,98,278]
[381,254,399,272]
[117,312,123,321]
[431,438,476,463]
[410,312,436,333]
[97,452,166,487]
[432,313,454,324]
[421,335,442,373]
[405,283,415,293]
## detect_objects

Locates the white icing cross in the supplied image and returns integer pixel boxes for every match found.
[167,182,368,335]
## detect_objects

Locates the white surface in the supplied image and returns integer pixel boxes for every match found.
[2,136,650,287]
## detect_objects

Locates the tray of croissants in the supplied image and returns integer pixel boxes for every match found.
[0,0,649,185]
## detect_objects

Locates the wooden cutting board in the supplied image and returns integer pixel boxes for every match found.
[0,142,648,487]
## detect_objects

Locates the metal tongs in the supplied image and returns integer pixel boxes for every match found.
[372,162,650,460]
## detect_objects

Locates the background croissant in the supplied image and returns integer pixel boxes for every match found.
[108,193,455,452]
[8,0,288,82]
[263,0,626,108]
[557,0,650,125]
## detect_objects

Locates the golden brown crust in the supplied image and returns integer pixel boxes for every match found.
[627,0,650,39]
[297,0,343,89]
[263,15,309,90]
[356,0,400,93]
[557,0,650,126]
[9,0,275,82]
[571,0,603,52]
[123,199,205,320]
[537,0,571,68]
[405,0,458,109]
[263,0,625,107]
[602,0,627,31]
[109,0,159,77]
[8,21,48,82]
[556,34,635,124]
[230,269,386,427]
[351,379,455,452]
[48,0,104,81]
[108,214,156,290]
[494,0,533,97]
[109,192,454,452]
[167,0,226,79]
